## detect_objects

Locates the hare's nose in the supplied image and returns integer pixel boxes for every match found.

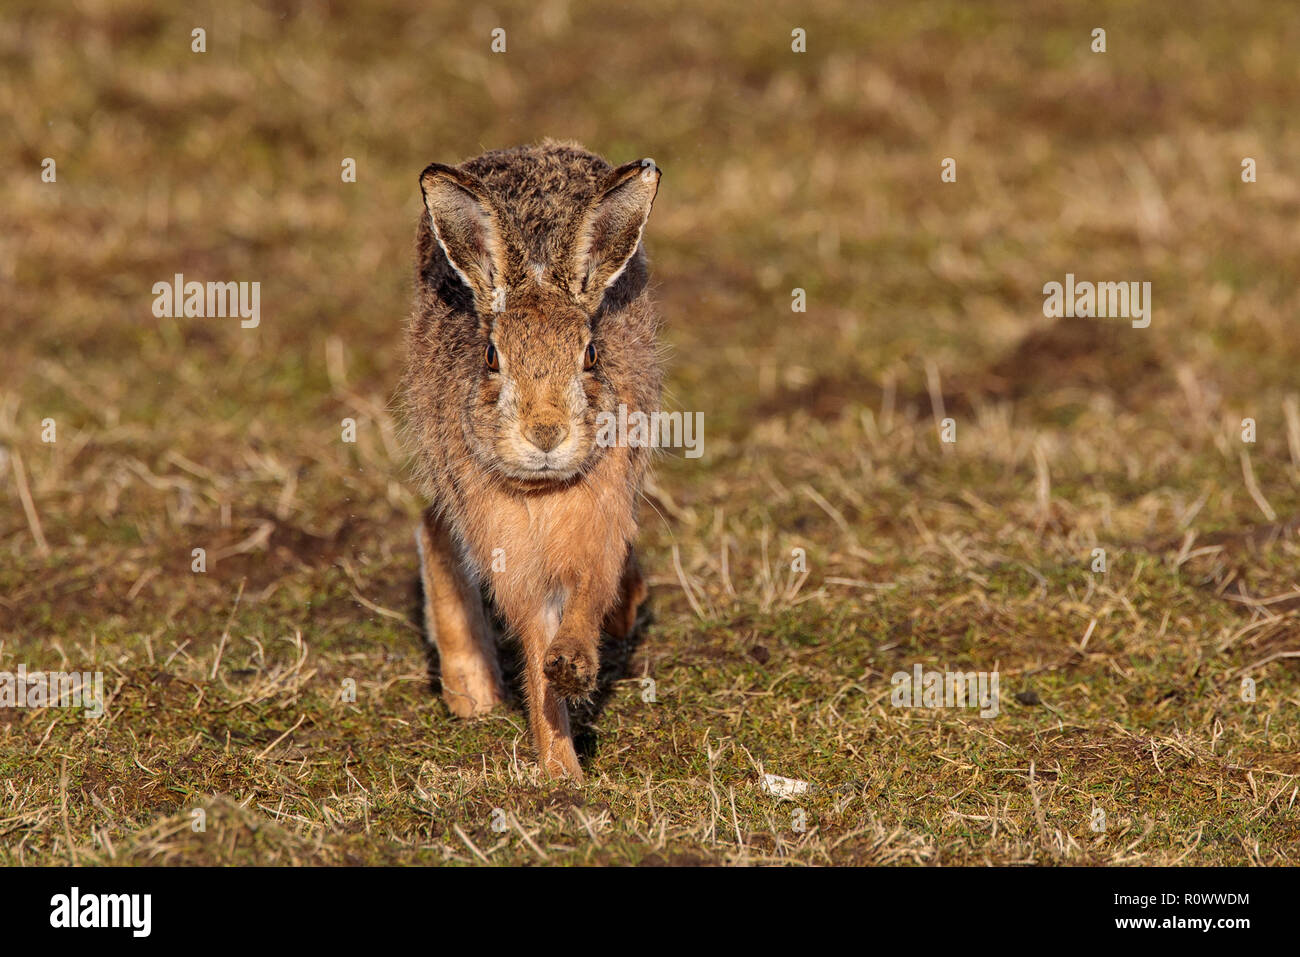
[525,421,568,453]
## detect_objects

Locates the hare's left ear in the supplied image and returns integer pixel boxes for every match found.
[568,159,661,312]
[420,163,511,314]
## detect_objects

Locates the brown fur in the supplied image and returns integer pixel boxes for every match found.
[401,140,662,782]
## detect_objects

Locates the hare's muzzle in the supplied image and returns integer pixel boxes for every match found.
[524,421,568,453]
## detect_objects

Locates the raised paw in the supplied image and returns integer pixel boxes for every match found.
[543,636,598,701]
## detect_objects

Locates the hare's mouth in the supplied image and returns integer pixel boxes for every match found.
[503,461,581,482]
[495,428,589,482]
[497,463,586,491]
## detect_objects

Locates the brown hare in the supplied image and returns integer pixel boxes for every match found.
[402,140,662,782]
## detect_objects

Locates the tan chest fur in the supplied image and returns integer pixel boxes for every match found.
[454,447,638,625]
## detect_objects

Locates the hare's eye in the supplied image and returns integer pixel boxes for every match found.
[584,342,598,370]
[485,344,499,371]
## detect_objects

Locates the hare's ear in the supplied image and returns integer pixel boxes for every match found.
[569,159,661,311]
[420,163,509,311]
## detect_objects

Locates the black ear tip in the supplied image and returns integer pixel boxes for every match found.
[418,162,444,185]
[420,162,469,190]
[604,159,661,194]
[636,160,662,190]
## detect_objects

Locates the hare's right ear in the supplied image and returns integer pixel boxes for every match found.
[420,163,509,311]
[568,159,661,312]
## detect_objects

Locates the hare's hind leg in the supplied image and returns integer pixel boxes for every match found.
[602,547,648,640]
[416,509,505,718]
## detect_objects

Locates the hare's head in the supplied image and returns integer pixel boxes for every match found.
[418,156,661,485]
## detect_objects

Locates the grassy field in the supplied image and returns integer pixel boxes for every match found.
[2,0,1298,865]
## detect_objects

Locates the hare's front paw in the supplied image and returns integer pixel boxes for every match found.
[543,633,598,701]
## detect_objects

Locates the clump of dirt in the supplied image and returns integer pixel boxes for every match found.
[206,513,357,587]
[753,319,1171,426]
[974,317,1170,408]
[754,373,885,423]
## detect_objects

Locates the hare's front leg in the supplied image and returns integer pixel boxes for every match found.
[416,509,505,718]
[545,547,645,698]
[521,601,584,782]
[543,580,606,701]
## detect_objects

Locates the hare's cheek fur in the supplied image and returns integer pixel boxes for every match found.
[471,367,613,481]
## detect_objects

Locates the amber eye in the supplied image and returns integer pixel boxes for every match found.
[584,342,598,370]
[485,343,499,371]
